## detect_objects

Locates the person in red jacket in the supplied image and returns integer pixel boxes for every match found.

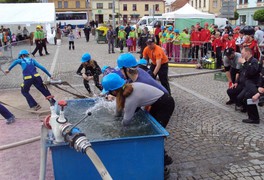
[214,32,223,68]
[243,35,260,59]
[190,25,201,62]
[200,22,211,58]
[222,34,230,54]
[228,34,236,51]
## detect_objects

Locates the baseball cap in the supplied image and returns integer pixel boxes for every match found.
[146,38,155,44]
[225,48,235,57]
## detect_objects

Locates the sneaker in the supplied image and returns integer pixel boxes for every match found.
[6,115,15,124]
[164,154,173,166]
[46,52,50,55]
[112,51,115,53]
[32,104,41,111]
[242,119,260,124]
[31,53,35,57]
[226,100,234,105]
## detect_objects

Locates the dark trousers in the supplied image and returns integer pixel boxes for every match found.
[119,39,124,51]
[108,40,114,53]
[155,35,160,46]
[192,45,199,59]
[227,84,244,104]
[216,47,222,69]
[42,39,48,54]
[201,42,210,57]
[69,41,75,50]
[21,76,51,108]
[150,93,175,128]
[0,103,13,120]
[140,45,147,59]
[32,40,43,56]
[244,83,259,120]
[85,33,90,42]
[83,74,103,93]
[150,62,171,95]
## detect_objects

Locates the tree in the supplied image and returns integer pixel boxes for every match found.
[253,9,264,23]
[229,11,239,21]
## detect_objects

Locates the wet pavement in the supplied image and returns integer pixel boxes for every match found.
[1,35,264,180]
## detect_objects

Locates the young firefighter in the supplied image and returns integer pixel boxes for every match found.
[5,50,55,111]
[76,53,103,95]
[118,25,126,53]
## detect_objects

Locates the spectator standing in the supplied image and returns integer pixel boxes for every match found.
[68,30,75,50]
[126,36,133,52]
[190,25,201,62]
[200,22,211,58]
[172,29,181,62]
[214,32,223,68]
[23,27,29,39]
[31,26,43,56]
[106,25,115,54]
[16,25,23,41]
[118,26,126,53]
[138,27,151,59]
[40,26,49,55]
[254,26,264,45]
[124,24,131,40]
[83,25,91,42]
[155,24,161,45]
[180,29,191,62]
[129,27,136,53]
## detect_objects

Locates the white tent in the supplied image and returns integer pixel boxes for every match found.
[162,3,215,19]
[0,3,56,25]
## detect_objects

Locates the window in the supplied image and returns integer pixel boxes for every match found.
[145,4,149,11]
[96,3,103,9]
[195,0,197,8]
[133,4,137,11]
[123,4,127,11]
[257,0,262,2]
[244,0,248,3]
[76,1,80,8]
[191,0,193,6]
[58,1,62,8]
[64,1,68,8]
[240,15,246,25]
[239,0,243,4]
[203,0,206,7]
[155,4,159,11]
[108,3,112,9]
[213,0,217,8]
[199,0,201,8]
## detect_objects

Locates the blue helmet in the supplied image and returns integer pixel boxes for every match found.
[81,53,91,63]
[161,26,165,30]
[18,49,29,58]
[131,27,135,30]
[162,33,167,37]
[119,25,124,30]
[168,26,173,31]
[117,53,138,68]
[138,58,148,66]
[174,29,179,33]
[102,73,126,94]
[101,65,110,73]
[170,34,174,39]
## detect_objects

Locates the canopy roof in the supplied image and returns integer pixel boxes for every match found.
[0,3,55,25]
[163,3,215,19]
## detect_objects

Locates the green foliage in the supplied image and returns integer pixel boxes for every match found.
[229,11,239,20]
[253,9,264,22]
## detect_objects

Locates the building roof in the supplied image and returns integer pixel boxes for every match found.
[171,0,189,11]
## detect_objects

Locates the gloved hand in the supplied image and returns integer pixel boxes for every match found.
[228,82,233,88]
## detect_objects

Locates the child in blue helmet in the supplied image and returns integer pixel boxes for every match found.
[5,49,56,111]
[76,53,103,95]
[173,29,181,62]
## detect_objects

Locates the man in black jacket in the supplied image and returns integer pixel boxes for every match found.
[138,27,151,59]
